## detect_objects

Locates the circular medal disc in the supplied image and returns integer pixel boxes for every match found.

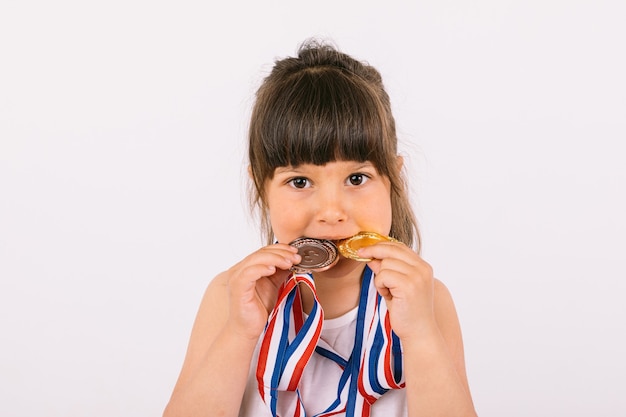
[337,231,398,262]
[289,237,339,273]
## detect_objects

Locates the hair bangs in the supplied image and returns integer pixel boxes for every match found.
[259,68,392,175]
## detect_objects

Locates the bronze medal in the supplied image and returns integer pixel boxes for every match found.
[289,237,339,273]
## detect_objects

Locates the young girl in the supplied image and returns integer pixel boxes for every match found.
[164,40,477,417]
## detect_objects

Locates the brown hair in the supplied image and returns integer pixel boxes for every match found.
[248,39,420,251]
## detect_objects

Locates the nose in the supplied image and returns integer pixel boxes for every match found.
[314,186,347,225]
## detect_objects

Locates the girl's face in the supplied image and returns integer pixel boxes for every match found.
[265,160,393,246]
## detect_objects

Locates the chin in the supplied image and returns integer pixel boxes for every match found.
[314,257,365,279]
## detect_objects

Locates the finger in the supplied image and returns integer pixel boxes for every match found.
[264,268,293,290]
[263,242,300,254]
[243,249,301,274]
[256,269,292,310]
[366,258,382,275]
[374,262,435,303]
[376,283,392,301]
[373,268,407,293]
[230,243,304,290]
[357,241,413,262]
[258,244,302,265]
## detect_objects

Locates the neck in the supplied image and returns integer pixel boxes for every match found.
[299,260,366,319]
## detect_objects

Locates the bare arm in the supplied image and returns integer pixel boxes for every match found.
[403,279,476,417]
[163,273,257,417]
[163,245,300,417]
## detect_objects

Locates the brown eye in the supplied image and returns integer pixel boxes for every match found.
[289,177,310,189]
[347,174,367,186]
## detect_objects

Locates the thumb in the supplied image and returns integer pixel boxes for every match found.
[366,259,382,275]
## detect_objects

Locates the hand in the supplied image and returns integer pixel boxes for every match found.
[357,242,436,342]
[225,243,301,340]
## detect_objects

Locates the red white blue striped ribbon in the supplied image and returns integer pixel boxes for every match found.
[256,266,404,417]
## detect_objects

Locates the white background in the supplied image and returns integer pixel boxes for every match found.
[1,1,625,416]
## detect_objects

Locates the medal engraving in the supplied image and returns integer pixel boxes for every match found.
[289,237,339,273]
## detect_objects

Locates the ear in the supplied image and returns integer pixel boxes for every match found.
[247,165,254,179]
[396,155,404,172]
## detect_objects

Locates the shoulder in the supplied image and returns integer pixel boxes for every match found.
[177,271,231,373]
[433,278,455,311]
[432,277,471,386]
[194,271,231,339]
[432,278,462,339]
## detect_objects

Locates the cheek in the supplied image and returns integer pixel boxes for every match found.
[371,189,393,232]
[379,201,394,232]
[268,207,303,242]
[355,193,393,233]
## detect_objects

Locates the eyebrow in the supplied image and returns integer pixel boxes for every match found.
[353,162,375,170]
[274,166,301,175]
[274,162,376,175]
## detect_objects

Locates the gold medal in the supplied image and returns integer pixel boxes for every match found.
[336,231,399,262]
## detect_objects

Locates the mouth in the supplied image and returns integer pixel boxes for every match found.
[289,232,398,272]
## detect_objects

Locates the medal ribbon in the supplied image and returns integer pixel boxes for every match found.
[256,266,405,417]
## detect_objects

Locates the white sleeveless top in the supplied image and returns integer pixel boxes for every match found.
[239,306,408,417]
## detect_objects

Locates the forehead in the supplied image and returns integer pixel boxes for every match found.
[250,70,395,176]
[273,160,376,175]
